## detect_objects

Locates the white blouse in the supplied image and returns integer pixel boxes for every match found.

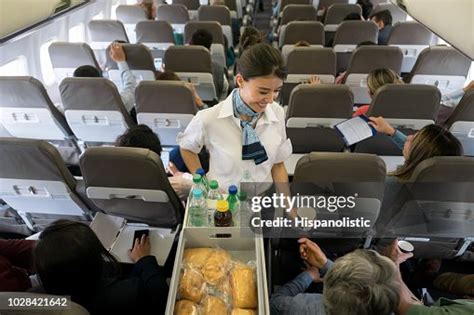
[176,92,293,191]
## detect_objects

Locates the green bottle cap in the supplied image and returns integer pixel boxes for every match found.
[209,180,218,190]
[193,174,202,183]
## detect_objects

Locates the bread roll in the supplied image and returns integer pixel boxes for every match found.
[231,309,256,315]
[174,300,199,315]
[178,269,206,303]
[202,249,232,285]
[230,265,257,309]
[183,248,214,269]
[202,296,228,315]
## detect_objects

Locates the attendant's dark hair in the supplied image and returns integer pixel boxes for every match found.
[115,124,163,156]
[34,220,120,307]
[73,65,102,78]
[237,43,286,80]
[239,26,262,56]
[370,9,393,26]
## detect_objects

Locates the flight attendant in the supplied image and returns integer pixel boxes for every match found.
[176,43,292,190]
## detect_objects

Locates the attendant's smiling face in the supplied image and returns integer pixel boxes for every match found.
[236,73,283,113]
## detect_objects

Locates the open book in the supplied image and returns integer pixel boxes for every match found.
[90,213,177,265]
[335,115,377,146]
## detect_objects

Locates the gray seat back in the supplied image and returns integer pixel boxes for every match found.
[323,4,361,26]
[164,45,213,73]
[174,0,201,10]
[445,91,474,156]
[333,20,378,47]
[198,5,231,25]
[87,20,129,48]
[156,4,190,24]
[286,47,336,79]
[183,21,225,45]
[280,5,317,25]
[49,42,100,82]
[80,146,184,228]
[279,21,324,48]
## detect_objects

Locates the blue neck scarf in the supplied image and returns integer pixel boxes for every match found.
[232,89,268,165]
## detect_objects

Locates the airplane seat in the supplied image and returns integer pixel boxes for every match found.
[271,152,386,283]
[184,21,227,75]
[280,4,317,26]
[323,3,362,34]
[166,43,218,102]
[49,42,101,83]
[156,4,190,36]
[174,0,201,20]
[445,90,474,156]
[135,81,197,147]
[279,21,324,60]
[136,20,176,68]
[277,0,311,18]
[286,47,336,83]
[343,45,403,104]
[355,84,441,155]
[59,78,136,143]
[223,0,240,19]
[87,20,129,67]
[197,5,233,45]
[405,46,471,96]
[387,21,434,73]
[0,138,93,231]
[378,156,474,260]
[286,84,353,153]
[0,77,74,142]
[103,43,156,88]
[332,20,378,73]
[79,147,184,229]
[116,5,148,43]
[0,292,90,315]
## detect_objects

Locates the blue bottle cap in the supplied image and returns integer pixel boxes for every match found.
[228,185,238,195]
[196,168,205,176]
[192,188,203,198]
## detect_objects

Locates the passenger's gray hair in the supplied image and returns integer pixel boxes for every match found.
[323,249,400,315]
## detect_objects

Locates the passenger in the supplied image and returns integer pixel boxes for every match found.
[73,42,137,115]
[353,68,403,116]
[343,12,362,21]
[189,29,226,100]
[294,40,311,47]
[271,238,474,315]
[370,9,393,45]
[34,220,168,315]
[368,118,463,180]
[357,0,374,20]
[437,81,474,124]
[175,43,292,192]
[137,0,157,20]
[155,70,206,109]
[0,239,36,291]
[115,124,162,157]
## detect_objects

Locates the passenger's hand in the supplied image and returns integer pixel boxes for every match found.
[308,75,321,85]
[129,234,151,263]
[169,174,193,200]
[186,83,205,108]
[463,81,474,92]
[303,262,323,283]
[298,238,327,269]
[109,42,126,62]
[382,240,414,266]
[368,116,396,136]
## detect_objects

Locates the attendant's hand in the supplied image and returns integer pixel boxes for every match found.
[129,234,151,263]
[298,238,327,269]
[368,116,396,136]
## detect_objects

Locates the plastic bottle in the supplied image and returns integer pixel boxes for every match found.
[238,191,249,227]
[240,170,255,198]
[189,188,207,227]
[188,174,206,200]
[207,180,223,225]
[196,168,209,191]
[227,185,239,214]
[214,200,232,227]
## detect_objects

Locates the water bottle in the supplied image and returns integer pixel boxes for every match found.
[207,180,223,225]
[238,191,249,227]
[189,188,207,227]
[196,168,209,191]
[240,170,255,198]
[188,174,207,200]
[227,185,239,214]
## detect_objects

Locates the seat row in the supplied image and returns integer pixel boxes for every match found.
[1,138,472,258]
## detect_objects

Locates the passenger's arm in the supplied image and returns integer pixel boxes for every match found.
[109,42,137,112]
[369,116,407,150]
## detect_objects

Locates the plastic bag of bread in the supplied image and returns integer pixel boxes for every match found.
[183,248,214,269]
[174,300,199,315]
[202,296,229,315]
[201,249,232,285]
[231,309,256,315]
[230,263,257,309]
[178,268,206,303]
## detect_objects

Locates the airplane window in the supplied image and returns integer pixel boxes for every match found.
[111,4,120,19]
[69,23,85,42]
[40,39,57,86]
[0,56,28,76]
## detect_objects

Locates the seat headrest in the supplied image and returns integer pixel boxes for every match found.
[409,156,474,182]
